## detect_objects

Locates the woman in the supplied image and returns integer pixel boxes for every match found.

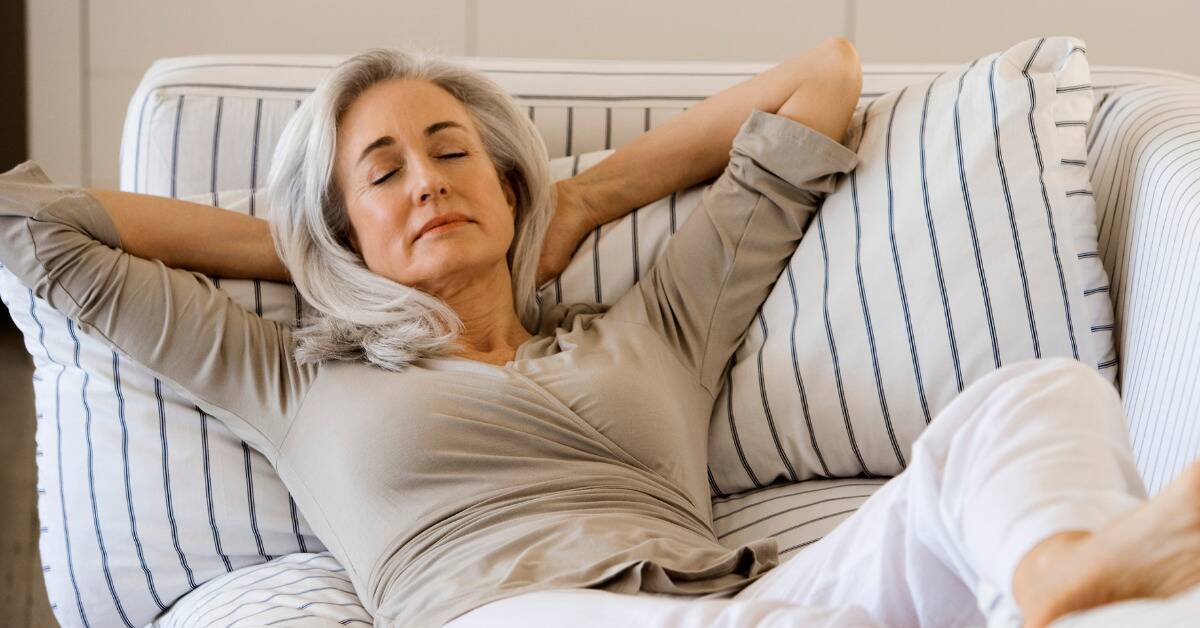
[1,38,1198,628]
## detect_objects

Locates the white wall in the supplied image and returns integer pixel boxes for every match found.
[26,0,1200,189]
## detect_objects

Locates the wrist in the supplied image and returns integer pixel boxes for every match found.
[555,178,601,233]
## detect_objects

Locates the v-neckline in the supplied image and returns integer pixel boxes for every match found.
[419,333,544,371]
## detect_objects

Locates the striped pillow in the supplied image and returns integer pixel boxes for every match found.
[706,36,1118,492]
[0,188,324,628]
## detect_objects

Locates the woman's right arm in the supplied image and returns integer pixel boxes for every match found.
[87,188,290,282]
[0,160,315,456]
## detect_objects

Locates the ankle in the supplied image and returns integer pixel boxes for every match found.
[1013,531,1113,626]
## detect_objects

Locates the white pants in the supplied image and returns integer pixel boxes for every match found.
[446,358,1148,628]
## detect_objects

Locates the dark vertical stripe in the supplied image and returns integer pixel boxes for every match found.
[851,101,905,469]
[707,467,726,498]
[155,378,197,588]
[199,409,234,572]
[644,108,651,132]
[725,369,763,488]
[919,77,964,393]
[668,192,677,234]
[953,58,1002,368]
[69,320,134,627]
[211,96,223,206]
[631,207,641,284]
[1087,88,1122,155]
[989,57,1041,358]
[565,106,574,155]
[113,352,166,610]
[289,496,309,553]
[884,88,932,427]
[1021,38,1081,360]
[28,292,90,627]
[592,225,602,303]
[817,212,870,476]
[527,105,534,121]
[754,314,799,481]
[604,107,612,150]
[169,95,185,199]
[248,99,263,216]
[785,264,830,476]
[242,443,270,561]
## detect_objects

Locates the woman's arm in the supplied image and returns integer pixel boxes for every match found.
[569,36,862,229]
[0,161,313,454]
[86,188,290,282]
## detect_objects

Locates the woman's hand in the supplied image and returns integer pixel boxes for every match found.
[536,179,599,288]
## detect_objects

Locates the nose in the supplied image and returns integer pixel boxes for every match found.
[412,157,451,204]
[419,186,447,203]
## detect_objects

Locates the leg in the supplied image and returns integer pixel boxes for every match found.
[445,588,882,628]
[735,357,1147,627]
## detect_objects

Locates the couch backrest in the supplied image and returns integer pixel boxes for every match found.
[116,55,1200,196]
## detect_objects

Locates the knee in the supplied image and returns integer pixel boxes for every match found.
[923,358,1122,446]
[991,357,1115,400]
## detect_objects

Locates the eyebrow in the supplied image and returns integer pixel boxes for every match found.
[355,120,466,168]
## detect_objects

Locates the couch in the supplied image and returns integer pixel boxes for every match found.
[6,48,1200,627]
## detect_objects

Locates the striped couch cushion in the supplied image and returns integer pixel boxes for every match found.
[5,46,1196,628]
[711,478,886,560]
[706,36,1117,491]
[149,552,371,627]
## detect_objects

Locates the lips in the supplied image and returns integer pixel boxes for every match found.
[415,212,472,242]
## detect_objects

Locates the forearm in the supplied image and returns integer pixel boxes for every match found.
[570,37,860,228]
[87,189,290,282]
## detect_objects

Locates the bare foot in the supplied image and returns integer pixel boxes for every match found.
[1013,460,1200,627]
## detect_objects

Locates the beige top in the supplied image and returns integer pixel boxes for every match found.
[0,109,857,627]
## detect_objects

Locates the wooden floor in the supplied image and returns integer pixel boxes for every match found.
[0,319,58,627]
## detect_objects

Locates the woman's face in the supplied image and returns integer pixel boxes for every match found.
[333,78,517,296]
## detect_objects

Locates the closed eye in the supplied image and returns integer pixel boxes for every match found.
[371,153,469,186]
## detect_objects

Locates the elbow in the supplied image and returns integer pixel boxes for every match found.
[819,36,863,106]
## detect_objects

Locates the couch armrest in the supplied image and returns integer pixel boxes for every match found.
[1088,83,1200,495]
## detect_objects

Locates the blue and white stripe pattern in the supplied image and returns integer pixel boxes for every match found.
[149,552,371,627]
[1087,82,1200,496]
[2,43,1197,626]
[706,36,1120,491]
[711,478,887,559]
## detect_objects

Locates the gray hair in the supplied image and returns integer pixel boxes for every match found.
[266,46,554,371]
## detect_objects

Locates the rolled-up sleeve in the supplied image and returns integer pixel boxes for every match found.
[0,160,315,456]
[607,110,858,397]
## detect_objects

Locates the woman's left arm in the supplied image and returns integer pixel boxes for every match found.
[569,37,861,227]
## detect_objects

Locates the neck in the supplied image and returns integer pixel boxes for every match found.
[433,262,532,361]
